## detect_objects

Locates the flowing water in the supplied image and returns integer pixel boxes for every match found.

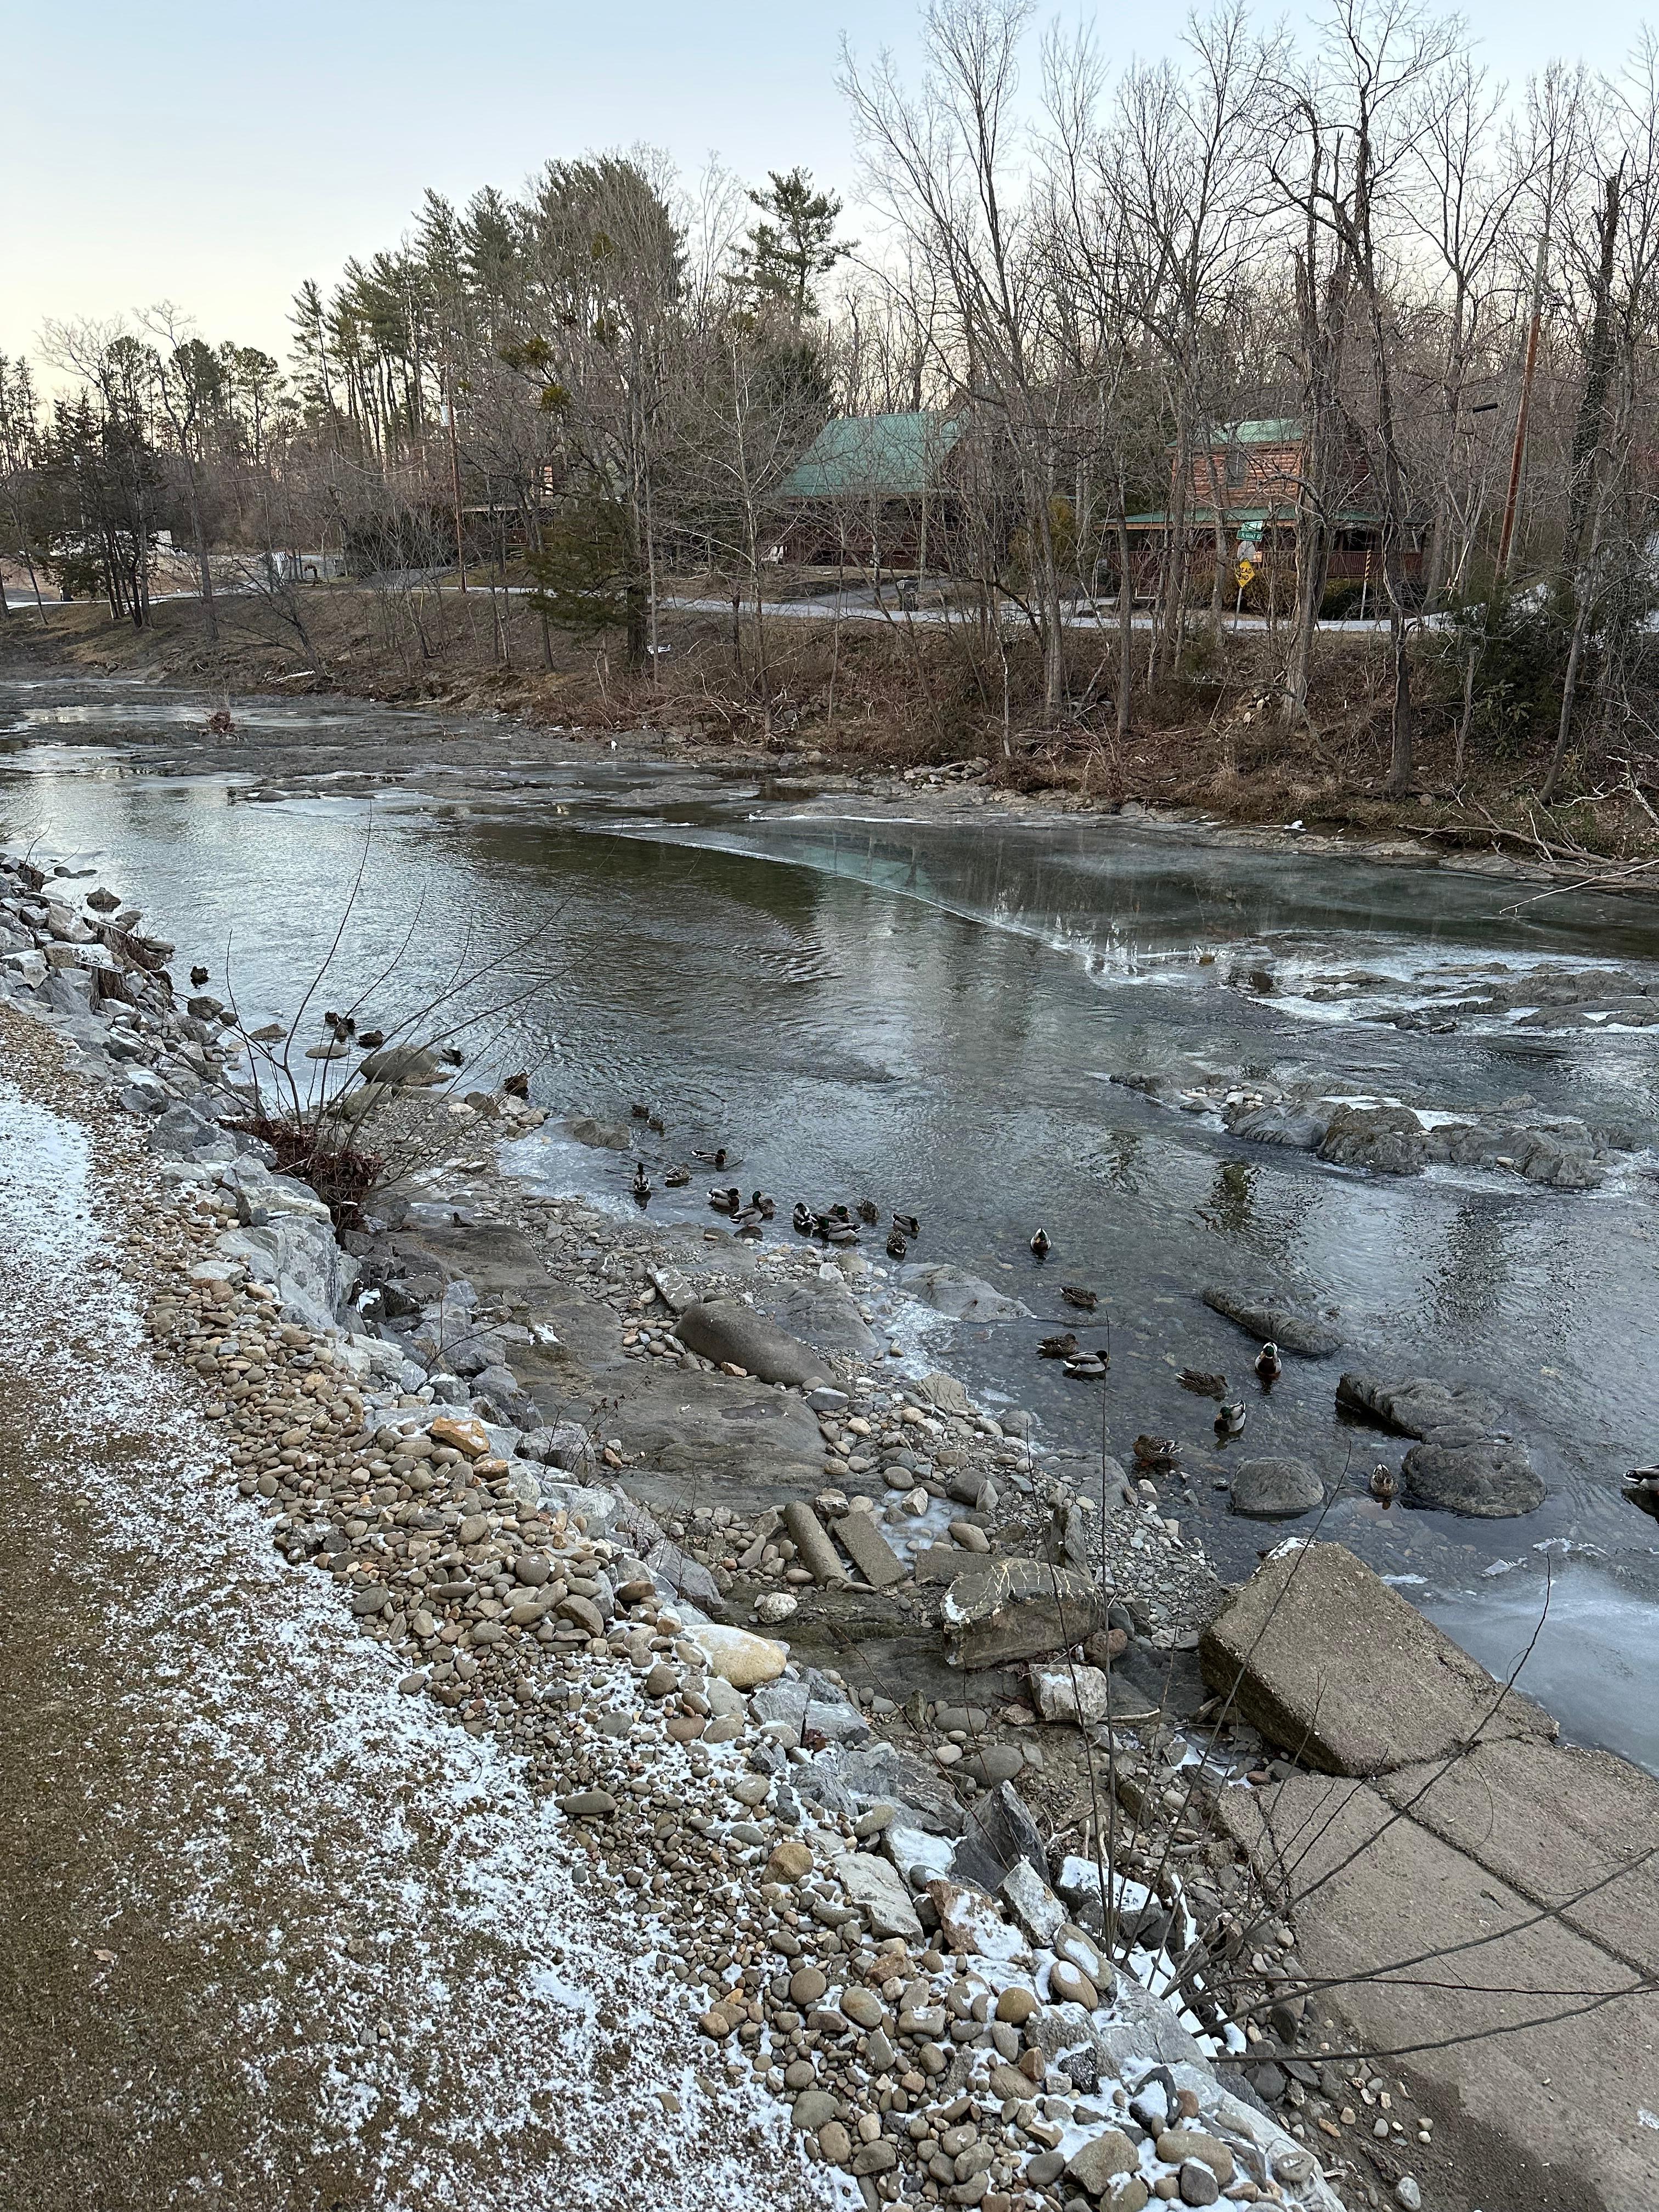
[5,680,1657,1769]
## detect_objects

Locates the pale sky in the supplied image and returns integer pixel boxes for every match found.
[5,0,1650,376]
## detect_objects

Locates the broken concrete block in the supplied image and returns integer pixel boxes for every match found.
[1199,1542,1555,1774]
[941,1558,1108,1670]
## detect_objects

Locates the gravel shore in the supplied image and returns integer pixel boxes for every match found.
[0,837,1417,2212]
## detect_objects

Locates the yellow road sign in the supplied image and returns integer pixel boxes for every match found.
[1235,556,1256,588]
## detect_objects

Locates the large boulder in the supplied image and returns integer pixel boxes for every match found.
[1336,1371,1505,1437]
[1199,1542,1555,1774]
[1230,1457,1323,1519]
[562,1114,631,1150]
[773,1278,881,1358]
[1336,1372,1542,1511]
[1403,1434,1545,1516]
[941,1558,1108,1670]
[1317,1102,1427,1175]
[1203,1286,1343,1357]
[217,1216,357,1335]
[674,1299,826,1386]
[1223,1102,1327,1151]
[898,1263,1031,1324]
[358,1043,443,1086]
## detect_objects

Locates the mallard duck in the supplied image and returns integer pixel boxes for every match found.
[1215,1400,1248,1440]
[1039,1331,1077,1359]
[827,1203,854,1226]
[708,1186,740,1215]
[1135,1434,1179,1468]
[887,1228,907,1260]
[1179,1368,1226,1398]
[664,1164,691,1188]
[630,1165,652,1203]
[1622,1468,1659,1519]
[647,1113,665,1135]
[1062,1285,1099,1313]
[823,1220,859,1245]
[1255,1341,1283,1386]
[1064,1353,1108,1379]
[1370,1463,1400,1505]
[189,964,209,988]
[857,1199,879,1225]
[751,1191,776,1220]
[792,1201,815,1235]
[893,1212,921,1238]
[630,1102,651,1120]
[504,1069,530,1098]
[692,1146,730,1169]
[1030,1228,1051,1259]
[356,1027,384,1049]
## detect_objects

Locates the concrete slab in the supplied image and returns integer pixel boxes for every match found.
[1199,1543,1555,1774]
[1222,1775,1659,2212]
[1376,1739,1659,1977]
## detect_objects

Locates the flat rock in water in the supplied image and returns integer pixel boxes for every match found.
[1199,1542,1555,1774]
[898,1262,1031,1323]
[1201,1286,1342,1357]
[358,1043,443,1086]
[562,1113,631,1150]
[1339,1373,1543,1516]
[1223,1102,1329,1150]
[1230,1456,1323,1519]
[674,1299,826,1387]
[1336,1370,1505,1437]
[1317,1102,1427,1175]
[940,1558,1108,1670]
[1403,1434,1544,1516]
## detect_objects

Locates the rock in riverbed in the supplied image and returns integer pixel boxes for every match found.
[1202,1286,1342,1357]
[1337,1370,1544,1515]
[1230,1457,1323,1518]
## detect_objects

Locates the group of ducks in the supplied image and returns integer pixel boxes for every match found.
[787,1199,921,1260]
[624,1151,1416,1509]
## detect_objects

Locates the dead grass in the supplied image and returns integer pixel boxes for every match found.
[6,583,1658,870]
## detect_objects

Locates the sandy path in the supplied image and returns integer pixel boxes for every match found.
[0,1058,831,2211]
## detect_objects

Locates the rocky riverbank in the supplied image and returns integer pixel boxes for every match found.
[12,829,1652,2212]
[0,837,1412,2212]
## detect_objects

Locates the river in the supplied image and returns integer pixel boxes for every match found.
[4,680,1657,1772]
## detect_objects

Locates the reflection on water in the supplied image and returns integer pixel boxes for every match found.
[3,683,1658,1768]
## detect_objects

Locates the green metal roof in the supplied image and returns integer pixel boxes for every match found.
[781,411,962,500]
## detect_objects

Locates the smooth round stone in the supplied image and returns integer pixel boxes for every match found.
[665,1715,705,1742]
[1048,1959,1099,2009]
[995,1985,1038,2025]
[840,1985,884,2029]
[644,1661,680,1698]
[1230,1457,1323,1519]
[792,2089,838,2131]
[515,1552,552,1585]
[789,1965,828,2006]
[766,1839,814,1883]
[817,2120,852,2166]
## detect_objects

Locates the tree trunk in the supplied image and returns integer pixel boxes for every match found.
[1115,510,1133,744]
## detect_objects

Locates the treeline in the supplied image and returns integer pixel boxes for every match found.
[6,0,1659,802]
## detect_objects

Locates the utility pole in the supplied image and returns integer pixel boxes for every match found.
[1496,195,1552,584]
